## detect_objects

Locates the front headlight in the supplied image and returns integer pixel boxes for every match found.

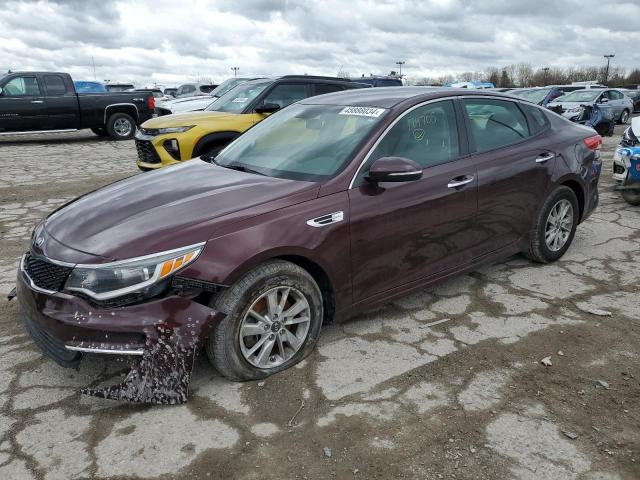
[156,126,194,134]
[64,243,204,301]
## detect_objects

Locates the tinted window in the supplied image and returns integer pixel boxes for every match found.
[463,99,530,153]
[262,83,308,109]
[44,75,67,95]
[521,103,550,135]
[314,83,344,96]
[2,76,41,96]
[370,100,460,168]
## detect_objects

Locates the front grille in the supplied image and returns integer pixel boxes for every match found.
[24,254,73,292]
[135,139,161,164]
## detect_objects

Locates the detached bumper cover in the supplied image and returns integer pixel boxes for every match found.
[16,270,223,405]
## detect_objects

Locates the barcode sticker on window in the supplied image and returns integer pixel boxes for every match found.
[339,106,386,117]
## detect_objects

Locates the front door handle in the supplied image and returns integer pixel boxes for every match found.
[535,153,555,163]
[30,100,44,104]
[447,175,474,189]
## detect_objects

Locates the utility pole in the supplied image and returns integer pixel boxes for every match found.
[542,67,550,86]
[231,67,239,78]
[604,54,615,85]
[91,56,96,80]
[395,61,405,78]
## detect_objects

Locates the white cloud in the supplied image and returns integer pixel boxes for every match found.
[0,0,638,87]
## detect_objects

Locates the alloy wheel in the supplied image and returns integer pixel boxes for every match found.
[239,286,311,369]
[114,118,132,137]
[621,110,629,124]
[544,199,573,252]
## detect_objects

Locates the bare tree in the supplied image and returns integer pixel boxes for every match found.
[515,63,533,87]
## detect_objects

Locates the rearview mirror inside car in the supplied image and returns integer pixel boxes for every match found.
[367,157,423,183]
[255,102,281,114]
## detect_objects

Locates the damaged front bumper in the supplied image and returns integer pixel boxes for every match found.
[16,271,224,404]
[613,147,640,189]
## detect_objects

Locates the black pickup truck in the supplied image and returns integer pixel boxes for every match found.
[0,71,155,140]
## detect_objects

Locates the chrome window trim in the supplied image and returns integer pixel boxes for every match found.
[348,97,453,189]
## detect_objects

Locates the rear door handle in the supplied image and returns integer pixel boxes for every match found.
[447,175,474,189]
[30,100,44,104]
[535,153,555,163]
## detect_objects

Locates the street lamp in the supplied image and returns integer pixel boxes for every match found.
[542,67,550,86]
[604,54,615,85]
[395,61,405,78]
[231,66,239,77]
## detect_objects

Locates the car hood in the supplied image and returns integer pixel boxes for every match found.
[142,110,243,128]
[549,101,592,108]
[44,160,319,261]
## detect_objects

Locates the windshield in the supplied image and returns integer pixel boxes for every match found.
[209,78,248,98]
[214,103,388,181]
[556,90,600,102]
[511,88,551,104]
[206,80,271,113]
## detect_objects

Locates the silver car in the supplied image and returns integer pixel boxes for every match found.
[548,88,634,124]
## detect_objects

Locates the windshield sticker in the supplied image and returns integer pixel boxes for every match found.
[232,97,249,103]
[339,106,386,118]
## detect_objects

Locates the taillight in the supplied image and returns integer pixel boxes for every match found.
[584,135,602,150]
[148,95,155,111]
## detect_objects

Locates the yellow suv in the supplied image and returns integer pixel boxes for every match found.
[135,76,366,170]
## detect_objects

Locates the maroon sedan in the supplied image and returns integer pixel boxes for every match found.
[16,88,602,403]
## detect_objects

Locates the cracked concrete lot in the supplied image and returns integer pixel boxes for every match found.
[1,125,639,480]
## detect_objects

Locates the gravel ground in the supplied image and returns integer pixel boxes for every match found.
[0,125,638,480]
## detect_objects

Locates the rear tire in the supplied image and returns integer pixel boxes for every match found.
[206,260,323,381]
[523,186,579,263]
[619,109,630,125]
[106,113,135,140]
[621,189,640,206]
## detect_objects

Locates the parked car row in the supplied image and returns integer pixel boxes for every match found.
[15,86,603,403]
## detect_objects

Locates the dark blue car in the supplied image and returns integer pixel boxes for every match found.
[73,81,106,94]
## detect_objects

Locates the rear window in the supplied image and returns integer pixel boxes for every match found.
[521,103,550,135]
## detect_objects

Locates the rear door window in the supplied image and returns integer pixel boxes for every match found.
[44,75,67,95]
[463,99,530,153]
[313,83,344,96]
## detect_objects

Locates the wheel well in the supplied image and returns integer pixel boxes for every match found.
[193,132,239,156]
[561,180,584,221]
[105,105,138,123]
[277,255,335,324]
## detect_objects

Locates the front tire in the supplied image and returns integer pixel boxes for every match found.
[206,260,323,381]
[106,113,135,140]
[621,189,640,206]
[523,186,579,263]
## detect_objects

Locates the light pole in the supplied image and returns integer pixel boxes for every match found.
[395,61,405,78]
[542,67,550,86]
[231,67,239,77]
[604,54,615,85]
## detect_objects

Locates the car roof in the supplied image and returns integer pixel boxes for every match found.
[298,86,518,109]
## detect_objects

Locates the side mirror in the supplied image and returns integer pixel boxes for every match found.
[367,157,422,183]
[255,102,281,114]
[599,96,609,103]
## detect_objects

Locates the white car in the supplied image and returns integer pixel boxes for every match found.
[155,78,259,116]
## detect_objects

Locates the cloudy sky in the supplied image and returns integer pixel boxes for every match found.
[1,0,638,87]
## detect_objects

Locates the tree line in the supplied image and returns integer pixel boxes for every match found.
[411,63,640,88]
